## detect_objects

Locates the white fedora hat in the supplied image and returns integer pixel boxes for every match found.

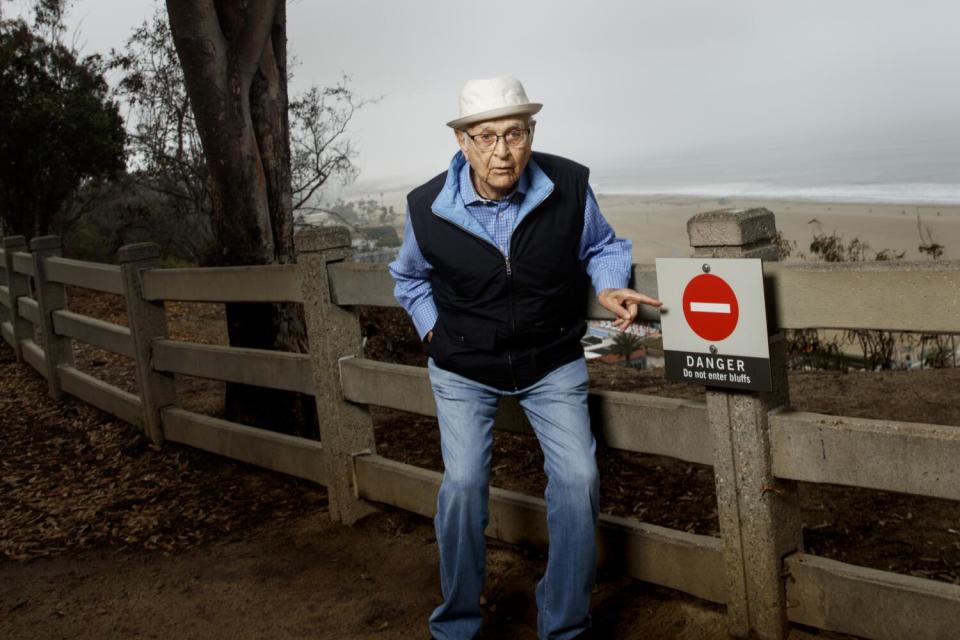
[446,75,542,129]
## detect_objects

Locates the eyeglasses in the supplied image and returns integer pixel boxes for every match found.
[463,127,532,150]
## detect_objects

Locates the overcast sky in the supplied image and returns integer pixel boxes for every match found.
[12,0,960,192]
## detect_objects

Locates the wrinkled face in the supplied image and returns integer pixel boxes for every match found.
[456,115,535,198]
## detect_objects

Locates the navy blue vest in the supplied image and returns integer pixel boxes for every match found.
[407,152,590,390]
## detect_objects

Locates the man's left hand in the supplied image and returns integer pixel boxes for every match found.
[598,288,663,331]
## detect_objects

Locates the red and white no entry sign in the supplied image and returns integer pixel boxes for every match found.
[657,257,771,391]
[682,273,740,341]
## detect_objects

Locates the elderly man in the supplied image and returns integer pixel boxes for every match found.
[389,75,661,640]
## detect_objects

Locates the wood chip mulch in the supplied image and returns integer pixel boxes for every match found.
[0,336,326,561]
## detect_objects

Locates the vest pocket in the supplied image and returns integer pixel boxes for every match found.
[432,315,498,364]
[453,327,497,351]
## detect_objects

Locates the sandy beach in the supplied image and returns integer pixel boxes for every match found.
[594,194,960,264]
[372,186,960,264]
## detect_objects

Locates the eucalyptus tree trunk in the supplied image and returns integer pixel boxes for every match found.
[166,0,315,437]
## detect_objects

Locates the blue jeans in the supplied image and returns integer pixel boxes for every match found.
[426,356,600,640]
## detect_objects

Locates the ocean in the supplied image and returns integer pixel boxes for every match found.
[590,135,960,204]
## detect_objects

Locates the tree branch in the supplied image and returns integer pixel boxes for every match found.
[232,0,278,90]
[164,0,228,95]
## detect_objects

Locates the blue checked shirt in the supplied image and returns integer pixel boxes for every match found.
[389,157,633,339]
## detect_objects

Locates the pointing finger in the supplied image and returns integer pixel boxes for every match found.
[619,291,663,307]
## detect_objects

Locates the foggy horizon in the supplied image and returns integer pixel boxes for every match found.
[11,0,960,199]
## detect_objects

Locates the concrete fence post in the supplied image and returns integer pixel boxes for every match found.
[30,235,75,397]
[118,242,177,445]
[2,236,32,361]
[295,226,377,525]
[687,208,802,639]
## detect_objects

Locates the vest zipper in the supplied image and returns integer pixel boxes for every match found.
[504,254,516,335]
[505,188,548,391]
[504,252,518,390]
[502,186,554,391]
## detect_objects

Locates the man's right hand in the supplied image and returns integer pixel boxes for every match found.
[598,287,663,330]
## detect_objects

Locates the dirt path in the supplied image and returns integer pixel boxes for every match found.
[1,507,831,640]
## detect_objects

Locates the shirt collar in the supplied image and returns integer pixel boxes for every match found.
[458,159,530,206]
[430,151,554,241]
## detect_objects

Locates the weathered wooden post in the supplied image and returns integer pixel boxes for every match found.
[295,226,378,524]
[2,236,32,361]
[118,242,177,445]
[30,235,75,397]
[687,209,801,639]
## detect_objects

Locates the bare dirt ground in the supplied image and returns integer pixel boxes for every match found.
[0,332,818,640]
[3,288,960,638]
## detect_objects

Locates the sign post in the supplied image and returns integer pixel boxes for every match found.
[680,207,801,640]
[656,257,771,392]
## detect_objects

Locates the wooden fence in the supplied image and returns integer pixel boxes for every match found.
[3,209,960,639]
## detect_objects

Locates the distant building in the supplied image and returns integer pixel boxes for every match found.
[599,346,647,368]
[587,320,660,340]
[362,225,400,246]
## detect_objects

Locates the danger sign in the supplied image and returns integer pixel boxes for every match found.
[655,258,771,392]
